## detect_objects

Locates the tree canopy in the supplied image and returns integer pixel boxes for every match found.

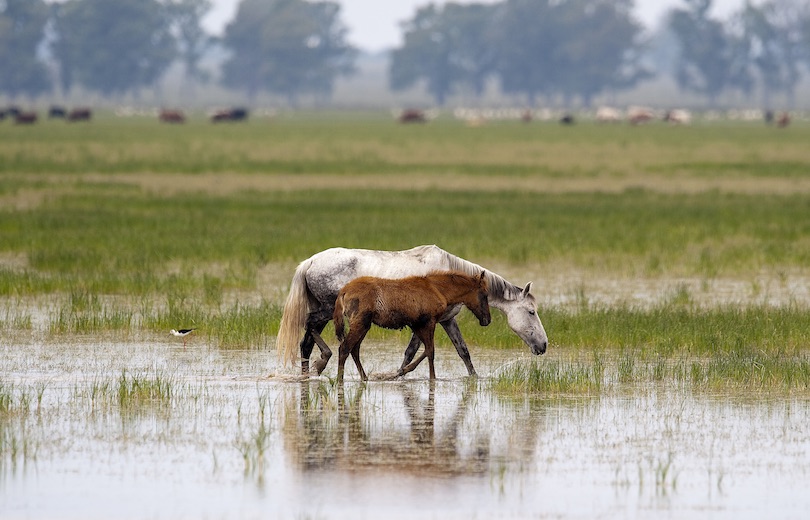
[391,0,649,106]
[0,0,51,98]
[390,3,496,105]
[220,0,356,103]
[51,0,175,97]
[3,0,810,108]
[668,0,751,105]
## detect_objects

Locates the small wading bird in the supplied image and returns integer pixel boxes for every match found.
[170,328,195,349]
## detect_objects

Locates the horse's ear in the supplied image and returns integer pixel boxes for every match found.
[522,282,532,297]
[479,271,486,283]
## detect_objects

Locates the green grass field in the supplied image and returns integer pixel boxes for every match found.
[2,111,809,390]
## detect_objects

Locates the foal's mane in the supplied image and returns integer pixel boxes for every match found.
[438,248,525,301]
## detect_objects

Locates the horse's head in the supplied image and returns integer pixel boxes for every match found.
[467,271,491,327]
[503,282,547,355]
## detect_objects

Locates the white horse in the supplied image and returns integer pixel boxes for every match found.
[276,245,548,376]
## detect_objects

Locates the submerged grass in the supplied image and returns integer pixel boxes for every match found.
[493,351,810,396]
[0,382,41,475]
[117,370,173,410]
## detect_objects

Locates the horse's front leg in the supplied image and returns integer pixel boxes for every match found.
[399,324,437,379]
[415,325,438,380]
[440,318,477,376]
[337,321,369,383]
[399,333,423,374]
[349,341,368,382]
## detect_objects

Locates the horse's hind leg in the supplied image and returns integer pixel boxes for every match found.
[304,310,332,375]
[311,331,332,375]
[299,330,315,374]
[440,318,477,376]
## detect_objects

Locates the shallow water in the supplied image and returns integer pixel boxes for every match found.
[2,339,810,519]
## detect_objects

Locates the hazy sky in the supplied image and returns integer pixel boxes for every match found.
[203,0,746,52]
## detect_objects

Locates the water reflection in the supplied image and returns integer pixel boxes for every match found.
[4,341,810,519]
[285,379,492,476]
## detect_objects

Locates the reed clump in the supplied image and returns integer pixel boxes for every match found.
[117,370,173,411]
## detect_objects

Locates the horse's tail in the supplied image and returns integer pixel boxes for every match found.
[276,259,312,367]
[333,293,346,343]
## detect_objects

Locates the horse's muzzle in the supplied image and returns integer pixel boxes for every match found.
[531,340,548,355]
[479,315,492,327]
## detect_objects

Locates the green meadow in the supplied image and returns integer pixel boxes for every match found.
[1,111,810,391]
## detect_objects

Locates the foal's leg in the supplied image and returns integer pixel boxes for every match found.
[337,321,369,383]
[349,342,368,382]
[399,323,437,378]
[400,318,477,377]
[414,325,438,380]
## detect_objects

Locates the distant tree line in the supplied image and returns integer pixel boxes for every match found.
[391,0,650,106]
[392,0,810,107]
[2,0,810,107]
[0,0,355,103]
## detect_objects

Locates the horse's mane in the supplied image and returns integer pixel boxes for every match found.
[438,248,524,301]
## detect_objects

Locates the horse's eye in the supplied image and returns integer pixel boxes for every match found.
[528,310,536,316]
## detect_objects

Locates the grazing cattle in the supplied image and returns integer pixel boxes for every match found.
[664,109,692,125]
[67,108,92,122]
[559,114,575,125]
[210,107,248,122]
[776,112,790,128]
[627,106,655,125]
[398,109,427,124]
[15,111,38,124]
[49,106,67,119]
[595,106,621,123]
[159,109,186,124]
[521,109,533,123]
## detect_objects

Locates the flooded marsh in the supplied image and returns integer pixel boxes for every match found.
[3,115,810,517]
[2,338,810,519]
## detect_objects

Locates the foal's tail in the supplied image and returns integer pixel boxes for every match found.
[333,293,346,343]
[276,259,312,367]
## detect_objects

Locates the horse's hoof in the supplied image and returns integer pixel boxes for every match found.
[313,359,328,375]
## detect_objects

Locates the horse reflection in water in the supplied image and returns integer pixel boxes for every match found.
[284,380,491,476]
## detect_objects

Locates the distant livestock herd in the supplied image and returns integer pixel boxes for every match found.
[0,106,250,125]
[0,105,795,127]
[0,106,93,124]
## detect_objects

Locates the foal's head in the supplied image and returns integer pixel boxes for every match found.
[464,271,491,327]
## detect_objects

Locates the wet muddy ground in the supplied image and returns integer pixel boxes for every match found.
[2,338,810,519]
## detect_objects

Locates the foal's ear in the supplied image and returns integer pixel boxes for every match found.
[522,282,532,297]
[479,271,486,283]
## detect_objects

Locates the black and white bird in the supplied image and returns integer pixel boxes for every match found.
[170,328,195,349]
